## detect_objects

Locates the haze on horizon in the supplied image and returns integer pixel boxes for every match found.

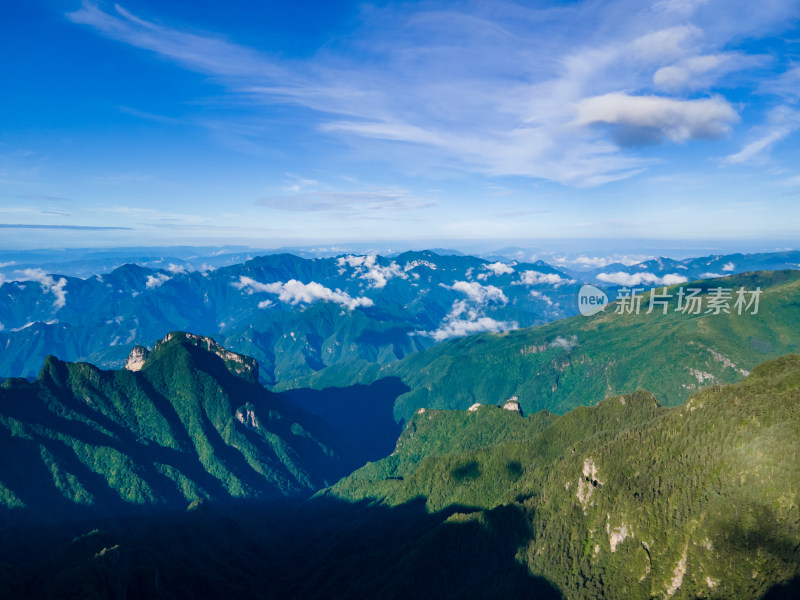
[2,0,800,249]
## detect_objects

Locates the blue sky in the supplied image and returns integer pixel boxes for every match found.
[2,0,800,250]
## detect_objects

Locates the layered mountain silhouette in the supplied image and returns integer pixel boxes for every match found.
[2,351,797,599]
[2,249,799,385]
[0,332,357,527]
[1,257,799,598]
[279,270,800,421]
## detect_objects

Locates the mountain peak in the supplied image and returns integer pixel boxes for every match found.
[153,331,259,383]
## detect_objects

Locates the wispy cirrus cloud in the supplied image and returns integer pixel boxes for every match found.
[0,223,131,230]
[66,1,800,186]
[17,194,72,202]
[722,106,800,165]
[257,188,435,215]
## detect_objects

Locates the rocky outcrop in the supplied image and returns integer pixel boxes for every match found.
[125,346,149,371]
[235,406,260,429]
[502,396,522,415]
[155,332,259,383]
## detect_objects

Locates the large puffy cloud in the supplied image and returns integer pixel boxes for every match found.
[336,254,407,288]
[420,300,517,341]
[234,276,373,310]
[12,269,68,310]
[596,271,688,286]
[441,281,508,304]
[573,93,739,146]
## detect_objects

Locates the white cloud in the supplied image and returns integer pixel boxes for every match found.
[482,262,515,276]
[336,254,406,288]
[762,65,800,100]
[441,280,508,304]
[66,1,796,187]
[530,290,554,306]
[419,300,517,341]
[514,270,574,287]
[12,268,68,310]
[723,129,789,164]
[573,93,738,145]
[596,271,688,286]
[572,256,614,268]
[723,106,800,165]
[631,25,700,63]
[653,52,766,92]
[722,262,735,271]
[723,130,791,165]
[257,299,274,309]
[260,188,434,215]
[424,316,517,341]
[699,272,723,279]
[553,254,652,269]
[145,273,171,289]
[233,276,373,310]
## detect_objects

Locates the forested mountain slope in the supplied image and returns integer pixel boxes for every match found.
[327,354,800,599]
[279,270,800,421]
[0,332,353,526]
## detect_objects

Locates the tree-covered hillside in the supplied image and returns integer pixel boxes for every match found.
[0,332,354,526]
[327,354,800,599]
[279,270,800,421]
[3,354,797,599]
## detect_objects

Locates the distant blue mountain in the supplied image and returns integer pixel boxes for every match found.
[1,249,798,383]
[0,251,579,382]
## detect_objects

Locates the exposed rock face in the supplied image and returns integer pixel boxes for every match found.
[156,332,259,383]
[577,457,602,510]
[502,396,522,415]
[125,346,149,371]
[468,403,482,412]
[666,545,688,596]
[606,519,631,553]
[235,406,260,429]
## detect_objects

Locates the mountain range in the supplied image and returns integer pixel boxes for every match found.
[277,270,800,426]
[2,249,800,387]
[0,332,356,528]
[0,249,798,598]
[2,348,797,599]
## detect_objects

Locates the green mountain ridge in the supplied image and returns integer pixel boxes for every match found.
[277,270,800,422]
[0,332,354,525]
[325,354,800,599]
[3,353,797,599]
